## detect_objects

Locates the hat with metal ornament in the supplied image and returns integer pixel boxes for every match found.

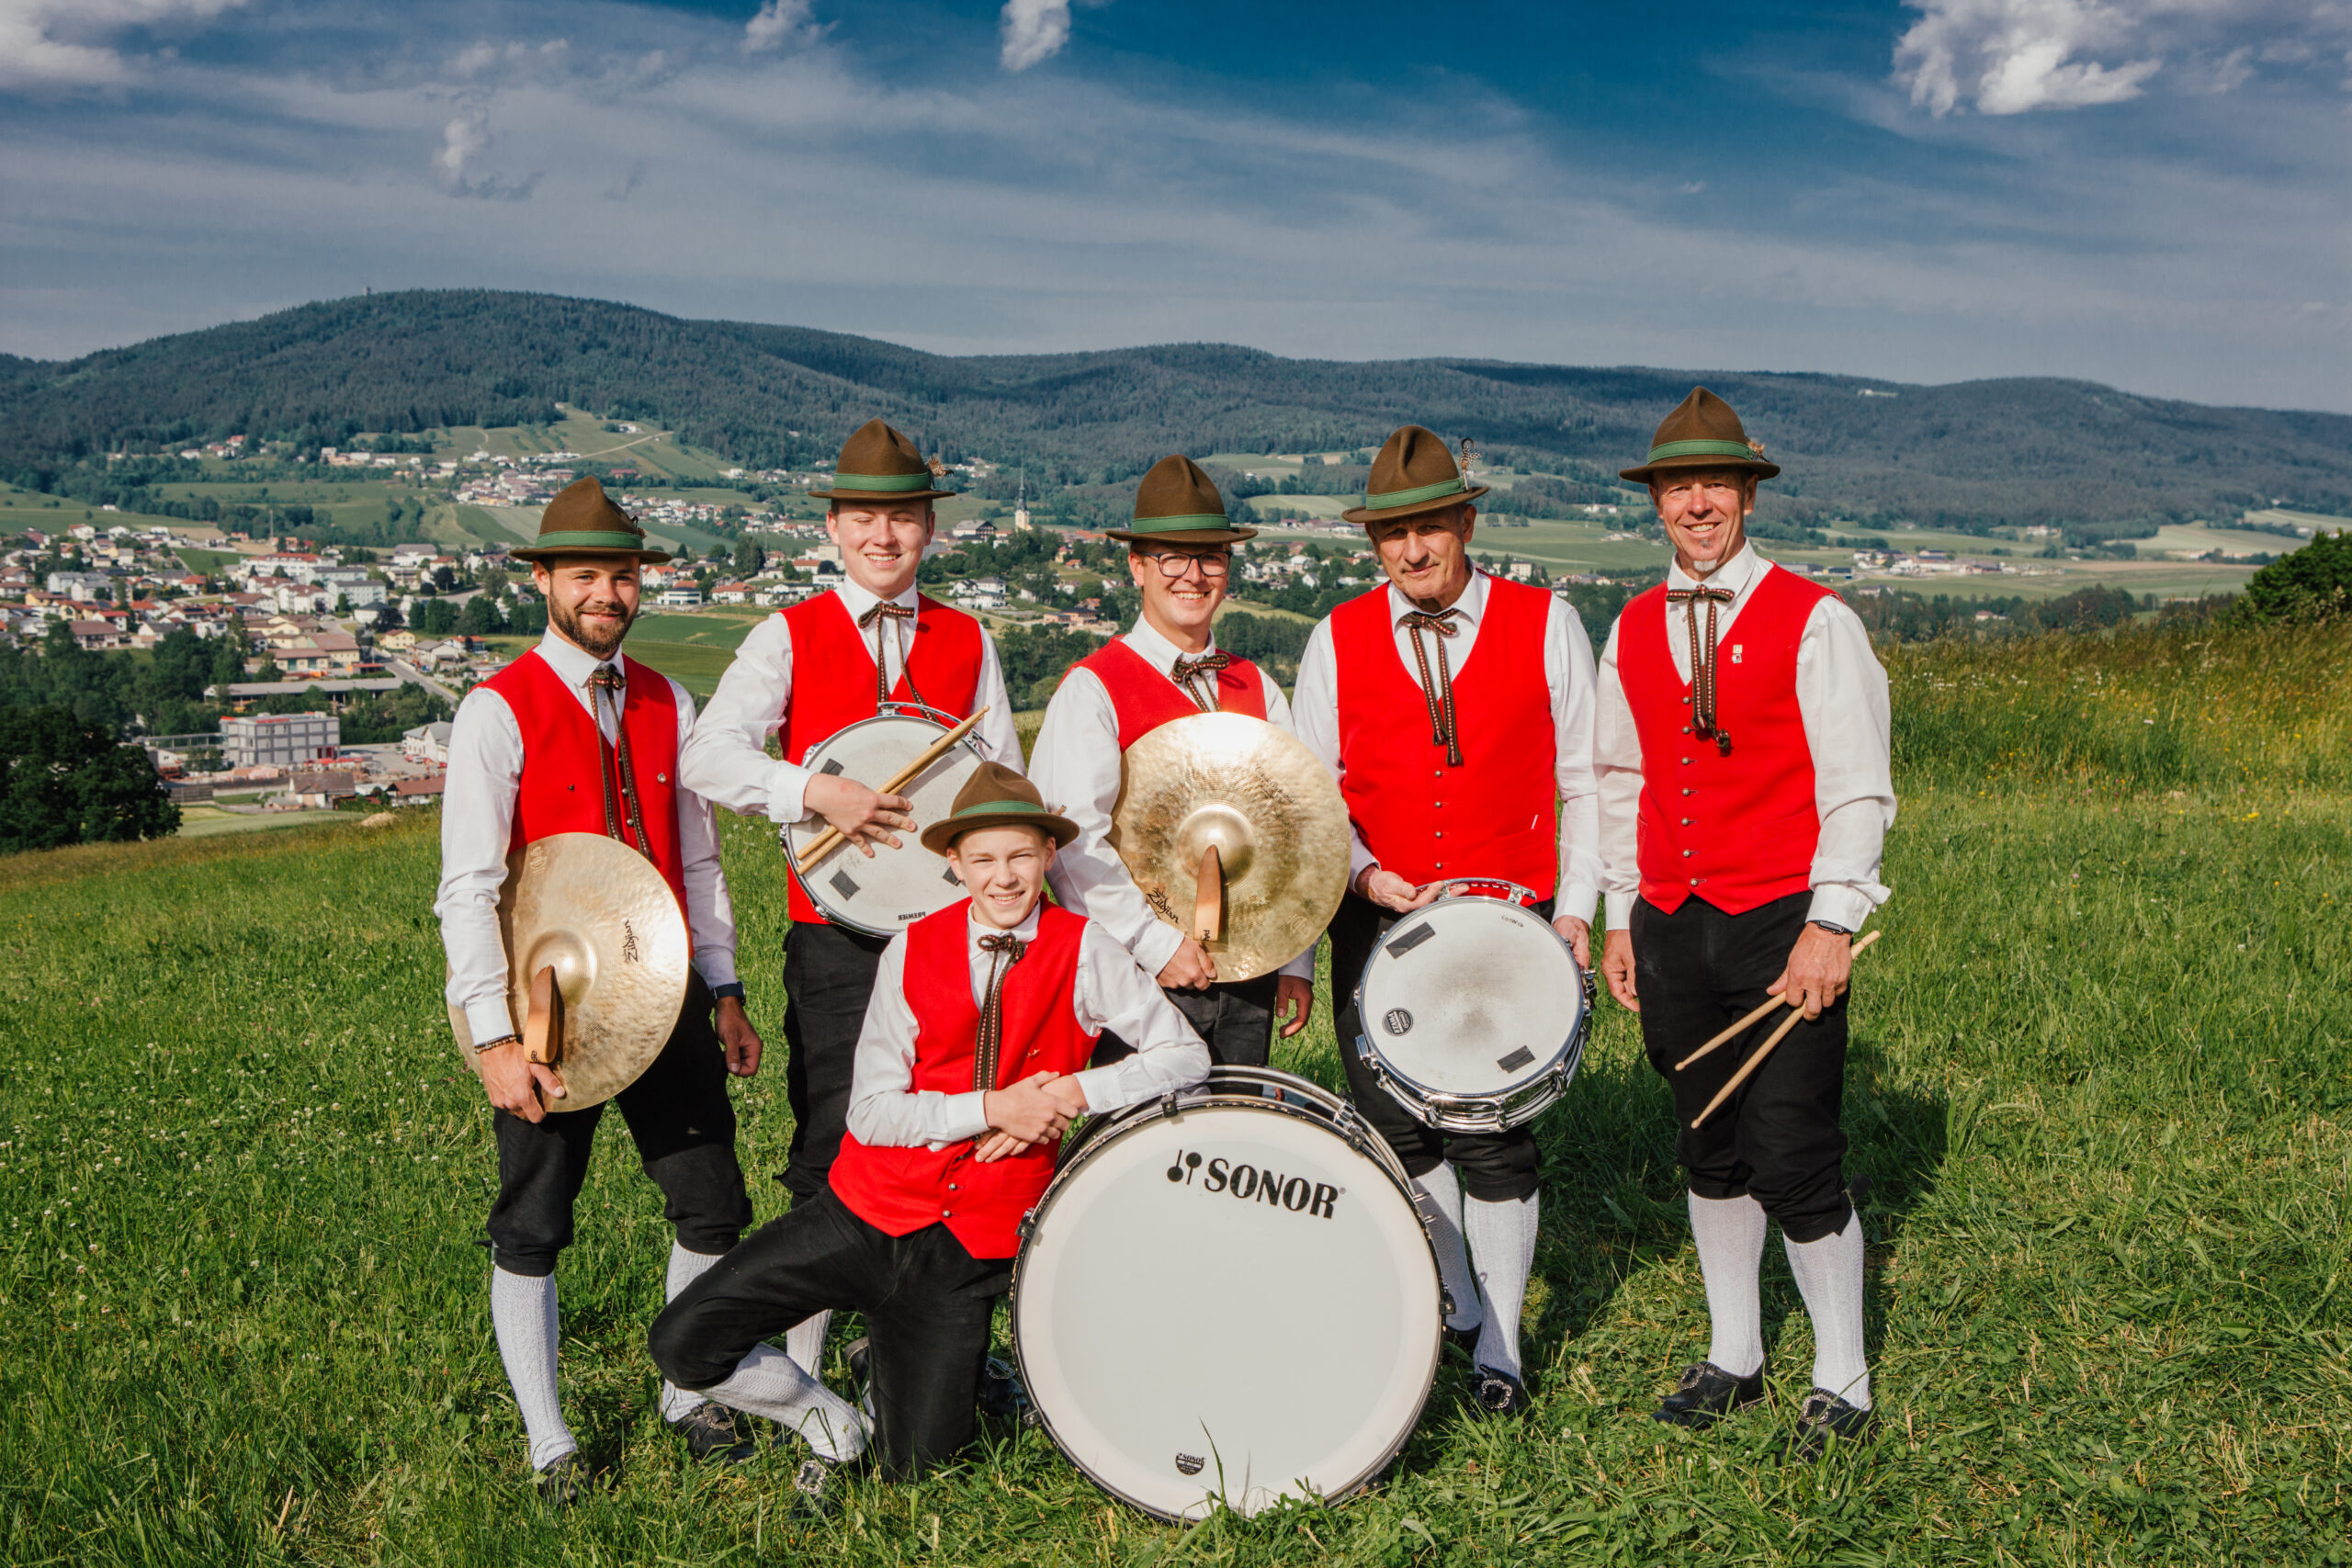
[1619,387,1781,484]
[511,477,673,563]
[1340,424,1491,527]
[1105,454,1258,545]
[920,760,1080,855]
[810,418,960,504]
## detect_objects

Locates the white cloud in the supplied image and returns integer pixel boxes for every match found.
[744,0,814,53]
[433,102,537,201]
[1000,0,1073,72]
[0,0,246,92]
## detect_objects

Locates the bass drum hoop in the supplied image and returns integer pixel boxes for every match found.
[1011,1066,1439,1520]
[784,705,979,937]
[1351,894,1592,1134]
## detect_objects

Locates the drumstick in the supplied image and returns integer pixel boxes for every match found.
[1672,929,1882,1071]
[1686,930,1886,1130]
[792,707,990,878]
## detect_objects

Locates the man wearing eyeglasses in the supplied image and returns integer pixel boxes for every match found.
[1030,455,1316,1066]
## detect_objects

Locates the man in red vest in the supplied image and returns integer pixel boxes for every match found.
[1595,388,1894,1460]
[1293,426,1602,1419]
[435,478,766,1503]
[681,419,1022,1382]
[648,762,1208,1506]
[1031,454,1315,1063]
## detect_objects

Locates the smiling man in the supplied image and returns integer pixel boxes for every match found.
[1031,454,1315,1066]
[1593,388,1894,1460]
[434,477,765,1502]
[1291,425,1602,1417]
[679,419,1022,1384]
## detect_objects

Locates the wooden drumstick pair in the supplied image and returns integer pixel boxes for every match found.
[792,707,990,879]
[1676,929,1882,1130]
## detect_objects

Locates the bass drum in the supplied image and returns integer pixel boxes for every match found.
[782,706,986,936]
[1012,1066,1442,1520]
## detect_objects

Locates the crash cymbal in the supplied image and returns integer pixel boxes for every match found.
[447,831,691,1111]
[1111,712,1350,980]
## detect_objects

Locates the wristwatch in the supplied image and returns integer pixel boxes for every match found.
[710,982,747,1002]
[1809,919,1855,938]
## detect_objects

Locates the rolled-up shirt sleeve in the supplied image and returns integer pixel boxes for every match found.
[1069,923,1212,1114]
[678,613,816,825]
[434,686,526,1045]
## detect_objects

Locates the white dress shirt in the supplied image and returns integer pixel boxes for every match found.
[1593,543,1894,932]
[1292,571,1604,924]
[678,579,1023,825]
[1032,616,1317,982]
[843,904,1212,1150]
[435,629,741,1046]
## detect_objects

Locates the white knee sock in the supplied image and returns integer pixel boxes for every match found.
[1687,1192,1767,1378]
[659,1245,727,1423]
[1462,1191,1539,1380]
[1785,1209,1870,1408]
[490,1268,576,1472]
[784,1310,833,1382]
[1410,1163,1482,1333]
[700,1343,870,1461]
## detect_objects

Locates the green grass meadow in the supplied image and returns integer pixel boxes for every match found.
[4,625,2349,1564]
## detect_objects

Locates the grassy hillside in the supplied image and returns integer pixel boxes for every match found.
[2,625,2347,1564]
[5,289,2348,530]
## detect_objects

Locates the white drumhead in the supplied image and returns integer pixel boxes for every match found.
[1357,898,1584,1098]
[1015,1101,1441,1520]
[785,714,983,935]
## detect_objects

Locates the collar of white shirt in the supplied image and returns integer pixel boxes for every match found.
[967,902,1044,965]
[1123,615,1217,677]
[1666,542,1762,597]
[536,627,617,690]
[1385,568,1491,629]
[835,576,921,627]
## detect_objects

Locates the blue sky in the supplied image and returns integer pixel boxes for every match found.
[2,0,2345,410]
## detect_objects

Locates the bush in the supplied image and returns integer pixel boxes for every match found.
[2233,530,2352,626]
[0,706,179,852]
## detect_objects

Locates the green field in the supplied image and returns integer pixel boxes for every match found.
[485,610,770,699]
[4,624,2350,1564]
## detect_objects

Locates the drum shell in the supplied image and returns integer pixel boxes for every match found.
[783,709,984,937]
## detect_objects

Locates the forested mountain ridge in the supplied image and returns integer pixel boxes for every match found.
[6,289,2347,530]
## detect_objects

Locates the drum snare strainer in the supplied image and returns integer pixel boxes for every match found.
[1352,878,1593,1134]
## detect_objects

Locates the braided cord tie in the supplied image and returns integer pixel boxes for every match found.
[1401,609,1464,768]
[858,600,917,707]
[1170,651,1231,714]
[587,664,654,857]
[1665,586,1736,755]
[973,933,1027,1095]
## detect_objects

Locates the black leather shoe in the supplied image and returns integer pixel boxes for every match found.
[1778,1389,1871,1462]
[1651,1361,1767,1429]
[1468,1366,1529,1418]
[671,1401,757,1464]
[536,1451,585,1510]
[791,1455,842,1517]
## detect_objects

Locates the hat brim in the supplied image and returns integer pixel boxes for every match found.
[511,533,673,565]
[1618,455,1780,485]
[918,806,1080,857]
[1340,484,1490,528]
[810,485,959,504]
[1103,525,1258,545]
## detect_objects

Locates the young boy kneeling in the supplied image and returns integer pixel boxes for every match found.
[648,761,1211,1499]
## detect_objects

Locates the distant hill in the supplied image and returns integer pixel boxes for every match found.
[5,288,2347,531]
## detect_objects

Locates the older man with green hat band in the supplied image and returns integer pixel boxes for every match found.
[1031,455,1316,1067]
[1292,426,1602,1418]
[1593,387,1893,1460]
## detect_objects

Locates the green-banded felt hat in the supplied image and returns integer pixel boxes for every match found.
[919,760,1080,856]
[511,477,672,564]
[1341,424,1491,527]
[809,418,959,504]
[1619,387,1781,484]
[1105,454,1257,545]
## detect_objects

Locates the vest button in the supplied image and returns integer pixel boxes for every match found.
[1681,788,1692,796]
[942,1209,952,1218]
[1682,849,1693,858]
[1434,830,1443,838]
[1680,758,1691,766]
[1689,877,1699,886]
[1681,818,1693,826]
[657,773,667,784]
[1681,726,1690,735]
[948,1183,958,1191]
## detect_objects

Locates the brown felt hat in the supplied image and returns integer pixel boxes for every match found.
[1105,454,1257,545]
[919,760,1080,855]
[810,418,959,504]
[1619,387,1781,485]
[511,477,672,563]
[1340,424,1490,527]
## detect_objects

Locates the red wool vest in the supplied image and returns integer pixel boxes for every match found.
[481,649,689,914]
[1616,565,1836,916]
[776,591,986,926]
[1068,635,1269,750]
[1330,577,1560,897]
[828,903,1099,1259]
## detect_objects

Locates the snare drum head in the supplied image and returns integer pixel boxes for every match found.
[785,713,984,935]
[1015,1100,1441,1520]
[1358,898,1585,1099]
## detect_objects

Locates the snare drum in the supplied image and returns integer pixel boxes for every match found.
[1351,881,1591,1134]
[782,706,986,936]
[1012,1066,1442,1520]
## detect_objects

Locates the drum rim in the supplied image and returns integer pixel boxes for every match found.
[1352,894,1590,1111]
[783,707,984,936]
[1010,1070,1443,1521]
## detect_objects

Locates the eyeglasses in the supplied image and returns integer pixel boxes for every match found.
[1139,550,1230,579]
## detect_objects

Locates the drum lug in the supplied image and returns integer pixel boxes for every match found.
[1160,1089,1181,1122]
